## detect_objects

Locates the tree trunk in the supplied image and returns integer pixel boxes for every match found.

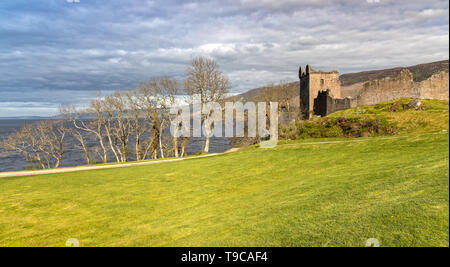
[203,135,210,153]
[181,137,189,157]
[142,142,152,160]
[79,137,91,165]
[105,128,120,163]
[173,127,179,157]
[36,155,45,169]
[203,120,212,153]
[97,134,108,163]
[135,137,142,161]
[108,137,120,162]
[119,138,127,162]
[151,119,159,159]
[81,144,91,165]
[119,149,126,162]
[159,133,164,159]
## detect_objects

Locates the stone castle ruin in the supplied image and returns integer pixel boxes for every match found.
[299,64,449,119]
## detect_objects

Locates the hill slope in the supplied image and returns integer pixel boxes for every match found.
[329,99,449,135]
[340,60,449,86]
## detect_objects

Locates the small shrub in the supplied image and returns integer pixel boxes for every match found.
[325,125,344,137]
[388,101,406,112]
[279,116,398,140]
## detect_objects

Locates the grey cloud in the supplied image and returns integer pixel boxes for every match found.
[0,0,448,116]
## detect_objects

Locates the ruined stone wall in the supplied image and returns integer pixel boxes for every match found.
[355,69,449,106]
[355,69,419,106]
[313,89,355,117]
[418,71,449,100]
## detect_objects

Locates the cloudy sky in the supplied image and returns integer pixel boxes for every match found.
[0,0,448,117]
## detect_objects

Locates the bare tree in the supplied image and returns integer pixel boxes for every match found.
[259,83,277,103]
[60,105,92,165]
[277,81,296,120]
[103,91,132,162]
[184,56,230,153]
[1,124,45,169]
[155,77,181,158]
[87,99,110,163]
[135,77,180,159]
[1,120,67,169]
[258,83,276,133]
[137,80,162,159]
[151,79,170,159]
[37,120,67,168]
[180,136,190,157]
[126,90,147,161]
[60,101,109,164]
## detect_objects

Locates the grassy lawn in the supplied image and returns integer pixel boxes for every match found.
[0,132,448,247]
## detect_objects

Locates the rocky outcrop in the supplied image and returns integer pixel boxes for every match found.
[407,99,422,110]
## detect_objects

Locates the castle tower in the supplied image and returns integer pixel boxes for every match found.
[299,64,341,119]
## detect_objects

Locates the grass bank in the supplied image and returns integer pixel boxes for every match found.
[0,132,448,246]
[279,99,448,140]
[329,98,449,134]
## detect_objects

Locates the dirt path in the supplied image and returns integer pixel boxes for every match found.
[0,153,220,178]
[225,147,241,153]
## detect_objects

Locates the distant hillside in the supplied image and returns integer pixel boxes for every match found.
[228,82,298,103]
[230,60,449,104]
[0,115,62,120]
[0,116,48,120]
[340,60,449,86]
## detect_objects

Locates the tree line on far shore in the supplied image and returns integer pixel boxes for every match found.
[0,57,296,170]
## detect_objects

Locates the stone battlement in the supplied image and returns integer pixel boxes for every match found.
[299,64,341,119]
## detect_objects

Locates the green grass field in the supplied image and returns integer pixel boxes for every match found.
[0,132,448,247]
